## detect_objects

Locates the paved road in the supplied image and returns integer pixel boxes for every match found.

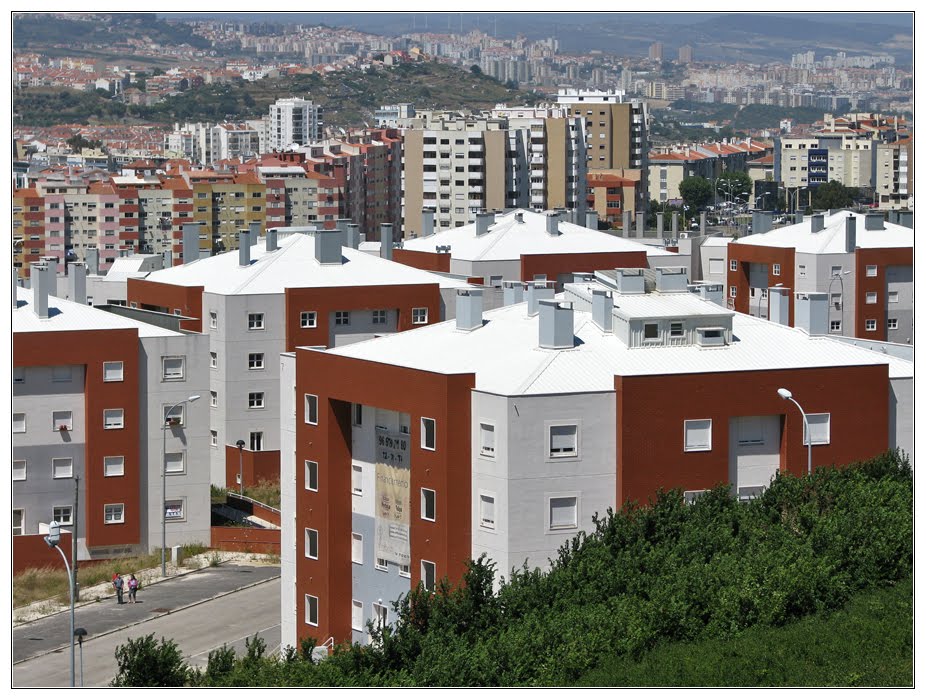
[14,564,280,687]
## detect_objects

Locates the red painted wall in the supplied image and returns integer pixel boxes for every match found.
[211,527,280,555]
[392,249,452,273]
[295,350,474,644]
[854,247,913,341]
[14,328,142,549]
[519,251,648,284]
[14,532,74,574]
[727,243,796,322]
[126,278,204,333]
[614,365,890,505]
[224,445,281,489]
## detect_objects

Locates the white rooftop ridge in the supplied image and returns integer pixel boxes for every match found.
[13,286,181,337]
[323,295,911,396]
[139,230,472,295]
[734,210,912,254]
[401,208,681,261]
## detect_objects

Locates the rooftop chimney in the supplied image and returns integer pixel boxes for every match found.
[654,267,689,293]
[162,251,172,269]
[752,212,772,235]
[238,227,253,267]
[13,268,19,309]
[527,281,555,316]
[381,224,394,260]
[810,214,825,233]
[266,227,279,252]
[85,247,99,276]
[898,211,913,229]
[656,212,664,238]
[591,289,613,332]
[696,283,724,306]
[455,289,483,331]
[623,211,632,237]
[585,210,599,230]
[614,268,646,295]
[768,285,790,325]
[538,299,575,349]
[794,292,828,336]
[503,280,527,306]
[31,263,50,319]
[545,212,560,236]
[182,223,200,264]
[309,230,343,265]
[515,211,524,224]
[346,224,360,249]
[845,215,856,253]
[635,211,644,238]
[422,209,435,237]
[864,212,885,230]
[68,262,87,304]
[671,211,679,237]
[699,210,706,234]
[476,211,495,236]
[794,212,804,224]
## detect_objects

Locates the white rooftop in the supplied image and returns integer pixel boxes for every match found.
[324,297,910,396]
[14,287,180,337]
[735,210,912,254]
[566,281,734,321]
[97,255,161,281]
[140,231,472,295]
[401,209,680,262]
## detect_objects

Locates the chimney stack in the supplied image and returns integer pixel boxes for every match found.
[622,210,632,237]
[545,212,560,236]
[635,211,644,238]
[898,211,913,229]
[538,300,575,349]
[68,262,87,304]
[794,212,804,224]
[381,224,394,260]
[810,214,825,233]
[515,211,524,224]
[309,230,343,265]
[182,223,200,264]
[654,267,688,293]
[476,211,495,236]
[585,210,599,230]
[31,263,50,319]
[768,286,790,325]
[503,280,527,306]
[455,289,483,331]
[422,209,435,237]
[346,224,360,249]
[85,247,99,275]
[845,215,856,253]
[238,227,253,267]
[13,269,18,309]
[794,292,828,336]
[864,212,885,230]
[699,210,706,234]
[614,268,646,295]
[671,210,679,238]
[526,281,555,316]
[591,288,613,332]
[266,227,279,252]
[697,283,724,306]
[656,212,664,238]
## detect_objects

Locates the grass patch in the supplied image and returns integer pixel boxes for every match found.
[577,578,913,687]
[242,480,280,509]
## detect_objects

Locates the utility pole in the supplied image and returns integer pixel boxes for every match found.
[72,476,79,601]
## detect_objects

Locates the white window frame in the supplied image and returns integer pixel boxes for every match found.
[104,409,124,430]
[669,321,684,337]
[247,312,265,330]
[865,319,877,331]
[305,460,319,491]
[305,594,319,626]
[803,413,831,446]
[104,503,125,524]
[210,430,218,448]
[421,560,436,592]
[479,492,496,530]
[374,557,388,572]
[684,418,712,452]
[421,488,436,522]
[103,361,124,382]
[104,455,125,477]
[548,423,579,459]
[334,310,350,326]
[13,412,26,433]
[300,311,317,328]
[164,499,185,521]
[730,259,737,271]
[772,263,781,276]
[352,599,364,631]
[887,318,898,330]
[305,528,319,559]
[830,320,842,333]
[248,392,265,410]
[866,265,877,277]
[249,431,263,451]
[210,352,217,369]
[888,291,899,304]
[351,465,363,495]
[730,286,737,298]
[164,451,185,474]
[248,353,265,370]
[412,307,428,325]
[13,509,25,536]
[479,422,496,458]
[164,404,185,426]
[209,311,217,329]
[548,495,579,531]
[421,417,436,451]
[372,309,387,325]
[53,505,73,526]
[305,394,318,424]
[399,563,410,578]
[52,410,73,432]
[865,291,877,305]
[643,322,659,341]
[210,391,218,408]
[798,264,806,278]
[14,459,27,481]
[351,532,363,564]
[372,602,388,629]
[162,356,185,381]
[830,266,842,278]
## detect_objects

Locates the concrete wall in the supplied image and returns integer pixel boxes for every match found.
[327,308,398,347]
[889,376,913,464]
[884,265,913,343]
[279,352,298,652]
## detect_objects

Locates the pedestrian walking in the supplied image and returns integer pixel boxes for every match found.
[128,574,138,603]
[113,573,124,604]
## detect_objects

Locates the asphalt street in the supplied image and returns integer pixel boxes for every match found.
[13,564,281,687]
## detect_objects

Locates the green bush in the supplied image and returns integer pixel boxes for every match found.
[112,634,191,687]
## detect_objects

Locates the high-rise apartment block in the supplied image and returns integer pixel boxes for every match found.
[678,45,693,64]
[648,42,663,61]
[268,97,323,151]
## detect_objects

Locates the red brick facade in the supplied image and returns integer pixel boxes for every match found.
[854,247,913,341]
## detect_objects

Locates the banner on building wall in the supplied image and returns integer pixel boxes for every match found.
[374,428,411,566]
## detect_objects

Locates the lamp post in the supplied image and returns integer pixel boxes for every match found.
[44,520,75,687]
[236,439,246,497]
[777,388,812,475]
[74,627,87,686]
[162,394,200,577]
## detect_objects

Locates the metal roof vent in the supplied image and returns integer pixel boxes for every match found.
[538,299,575,349]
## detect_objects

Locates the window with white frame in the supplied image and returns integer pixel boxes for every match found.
[14,413,26,433]
[421,560,436,591]
[248,392,265,409]
[300,311,317,328]
[888,291,899,303]
[162,356,184,380]
[421,489,436,521]
[670,321,684,337]
[164,405,185,426]
[305,528,319,559]
[248,353,265,370]
[305,460,318,491]
[865,319,877,331]
[305,394,318,424]
[210,352,217,369]
[209,311,217,329]
[798,265,806,278]
[13,367,24,383]
[887,318,898,330]
[305,595,319,626]
[352,600,364,631]
[247,312,264,330]
[165,499,184,521]
[334,311,350,326]
[830,320,842,332]
[351,532,363,564]
[375,557,388,572]
[14,459,26,481]
[730,286,737,298]
[549,424,578,458]
[709,258,723,275]
[210,391,218,408]
[13,509,24,535]
[866,292,877,304]
[103,361,124,382]
[412,307,428,324]
[831,293,842,307]
[866,265,877,277]
[210,430,218,447]
[772,263,781,276]
[831,266,842,278]
[104,409,124,429]
[804,413,831,446]
[104,503,124,524]
[399,563,410,578]
[479,423,495,457]
[165,452,185,474]
[730,259,737,271]
[643,322,659,340]
[53,505,73,526]
[479,494,496,529]
[372,309,387,325]
[549,496,578,530]
[52,366,72,382]
[249,431,263,451]
[351,465,363,495]
[684,419,712,451]
[104,455,125,477]
[421,417,436,450]
[372,602,388,629]
[53,410,73,432]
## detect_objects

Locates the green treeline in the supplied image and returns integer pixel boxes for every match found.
[113,451,912,687]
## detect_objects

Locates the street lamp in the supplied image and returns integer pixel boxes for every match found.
[44,520,75,687]
[74,627,88,687]
[236,439,246,497]
[161,394,200,576]
[777,388,812,475]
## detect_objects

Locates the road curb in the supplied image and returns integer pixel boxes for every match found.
[13,572,280,666]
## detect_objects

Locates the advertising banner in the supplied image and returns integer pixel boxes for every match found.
[374,428,411,566]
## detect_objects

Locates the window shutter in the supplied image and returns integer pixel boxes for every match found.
[550,497,577,528]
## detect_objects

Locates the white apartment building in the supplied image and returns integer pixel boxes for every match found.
[268,97,323,151]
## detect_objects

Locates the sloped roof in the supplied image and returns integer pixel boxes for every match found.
[734,210,912,254]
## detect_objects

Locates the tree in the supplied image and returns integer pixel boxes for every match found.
[714,171,753,202]
[678,176,712,210]
[469,65,482,75]
[812,180,856,210]
[112,634,191,687]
